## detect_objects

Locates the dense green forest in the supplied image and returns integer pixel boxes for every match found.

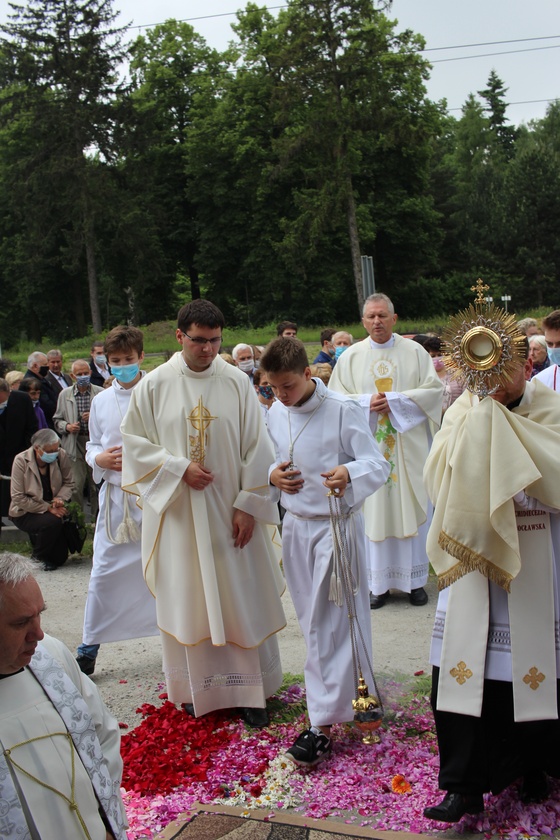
[0,0,558,347]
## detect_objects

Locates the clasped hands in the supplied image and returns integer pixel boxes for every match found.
[48,497,66,518]
[370,392,390,414]
[270,461,349,496]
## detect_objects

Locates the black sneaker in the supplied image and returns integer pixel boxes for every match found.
[76,655,96,676]
[286,728,332,767]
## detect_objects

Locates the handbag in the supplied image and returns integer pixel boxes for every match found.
[63,510,87,554]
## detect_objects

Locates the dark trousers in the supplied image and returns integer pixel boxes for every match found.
[12,511,69,568]
[431,666,560,795]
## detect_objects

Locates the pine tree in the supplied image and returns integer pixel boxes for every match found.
[0,0,128,334]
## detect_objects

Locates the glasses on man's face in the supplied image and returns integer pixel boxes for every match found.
[181,332,222,347]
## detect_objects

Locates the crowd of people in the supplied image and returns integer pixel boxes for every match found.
[1,296,560,835]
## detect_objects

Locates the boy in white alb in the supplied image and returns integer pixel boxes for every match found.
[76,326,158,675]
[262,338,389,766]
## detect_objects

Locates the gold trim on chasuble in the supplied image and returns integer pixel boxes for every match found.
[188,396,217,465]
[370,358,397,488]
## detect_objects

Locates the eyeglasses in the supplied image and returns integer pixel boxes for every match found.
[181,332,222,347]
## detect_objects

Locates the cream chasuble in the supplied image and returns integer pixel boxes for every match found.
[329,335,443,542]
[425,381,560,721]
[0,635,126,840]
[121,353,285,714]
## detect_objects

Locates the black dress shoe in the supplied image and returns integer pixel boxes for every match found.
[76,655,96,676]
[370,591,390,610]
[520,770,549,804]
[409,587,428,606]
[241,707,269,728]
[182,703,195,717]
[424,792,483,822]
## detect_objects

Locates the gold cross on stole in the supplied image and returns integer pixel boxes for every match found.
[188,396,217,465]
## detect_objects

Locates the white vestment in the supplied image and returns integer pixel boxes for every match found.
[267,380,389,725]
[82,376,158,645]
[427,381,560,721]
[534,363,559,391]
[121,353,285,715]
[329,335,443,594]
[0,635,126,839]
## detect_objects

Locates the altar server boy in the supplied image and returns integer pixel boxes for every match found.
[261,338,389,766]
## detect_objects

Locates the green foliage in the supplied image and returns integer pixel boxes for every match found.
[0,6,559,338]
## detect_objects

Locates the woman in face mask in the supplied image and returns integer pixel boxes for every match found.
[423,336,465,416]
[253,367,275,424]
[9,428,74,571]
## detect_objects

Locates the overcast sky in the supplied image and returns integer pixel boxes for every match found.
[112,0,559,125]
[0,0,557,123]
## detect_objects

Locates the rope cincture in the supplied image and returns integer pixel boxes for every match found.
[3,731,93,840]
[327,490,384,716]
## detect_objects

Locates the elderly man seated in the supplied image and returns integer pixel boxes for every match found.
[0,552,127,838]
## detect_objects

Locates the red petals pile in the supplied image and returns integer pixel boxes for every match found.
[121,700,239,795]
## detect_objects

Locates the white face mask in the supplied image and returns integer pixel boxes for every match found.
[238,359,254,373]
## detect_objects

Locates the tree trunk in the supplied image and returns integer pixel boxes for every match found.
[82,193,102,333]
[345,174,364,315]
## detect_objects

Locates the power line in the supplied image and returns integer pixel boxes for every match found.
[422,35,560,53]
[448,96,559,113]
[430,43,560,64]
[124,4,560,66]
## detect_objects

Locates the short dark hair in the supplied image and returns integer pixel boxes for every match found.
[252,367,265,387]
[423,336,442,354]
[260,337,309,375]
[104,325,144,356]
[178,300,225,333]
[276,320,297,336]
[542,310,560,332]
[91,341,104,352]
[320,328,336,346]
[19,378,41,394]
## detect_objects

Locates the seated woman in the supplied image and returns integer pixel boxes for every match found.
[10,428,74,571]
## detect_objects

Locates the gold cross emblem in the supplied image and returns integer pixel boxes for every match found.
[523,667,545,691]
[188,396,217,466]
[470,277,490,303]
[450,661,473,685]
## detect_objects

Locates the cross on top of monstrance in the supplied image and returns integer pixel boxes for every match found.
[470,278,490,305]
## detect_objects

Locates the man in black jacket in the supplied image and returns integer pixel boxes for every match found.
[23,352,58,429]
[0,379,38,527]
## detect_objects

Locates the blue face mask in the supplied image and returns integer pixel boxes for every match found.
[76,374,91,387]
[111,364,140,383]
[39,449,58,464]
[258,385,274,400]
[547,347,560,366]
[334,345,348,359]
[95,354,107,365]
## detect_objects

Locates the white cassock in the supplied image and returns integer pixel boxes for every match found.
[82,376,158,645]
[0,634,126,839]
[329,335,443,595]
[121,353,286,716]
[534,363,559,392]
[267,380,389,726]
